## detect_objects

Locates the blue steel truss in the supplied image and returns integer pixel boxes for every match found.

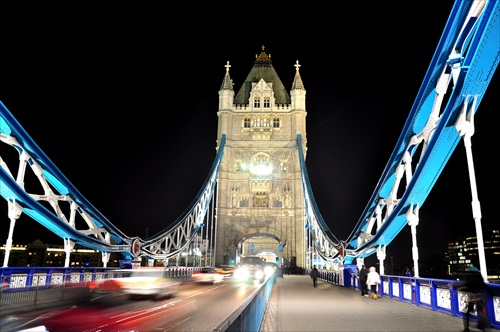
[299,0,499,266]
[0,102,225,264]
[0,0,498,268]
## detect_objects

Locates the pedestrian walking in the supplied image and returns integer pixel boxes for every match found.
[366,266,381,299]
[310,266,319,288]
[359,265,368,297]
[456,266,489,331]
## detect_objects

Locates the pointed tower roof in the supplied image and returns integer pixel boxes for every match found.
[220,61,234,91]
[234,46,291,105]
[291,60,305,90]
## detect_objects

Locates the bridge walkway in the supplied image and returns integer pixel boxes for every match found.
[259,274,496,332]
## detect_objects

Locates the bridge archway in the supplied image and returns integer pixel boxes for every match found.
[233,227,287,265]
[233,227,287,246]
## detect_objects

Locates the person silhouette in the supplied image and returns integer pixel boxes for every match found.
[457,267,489,332]
[359,265,368,297]
[310,266,319,288]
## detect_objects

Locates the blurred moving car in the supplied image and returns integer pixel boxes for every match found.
[233,256,266,283]
[89,268,180,300]
[215,265,236,278]
[191,267,225,284]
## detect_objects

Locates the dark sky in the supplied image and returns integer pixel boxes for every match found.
[1,2,498,270]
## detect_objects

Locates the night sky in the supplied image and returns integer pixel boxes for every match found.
[1,2,498,270]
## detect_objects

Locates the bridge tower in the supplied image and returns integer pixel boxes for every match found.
[215,46,308,269]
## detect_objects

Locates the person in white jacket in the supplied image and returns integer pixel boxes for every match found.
[366,266,381,299]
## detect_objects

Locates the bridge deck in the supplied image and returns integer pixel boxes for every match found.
[260,274,496,332]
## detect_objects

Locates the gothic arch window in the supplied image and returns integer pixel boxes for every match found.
[252,117,271,127]
[240,197,249,208]
[254,98,261,108]
[253,192,269,208]
[273,198,283,208]
[263,97,270,108]
[250,153,272,176]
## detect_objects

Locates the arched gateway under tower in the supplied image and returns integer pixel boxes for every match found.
[215,47,308,269]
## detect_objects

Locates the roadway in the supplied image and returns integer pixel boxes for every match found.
[1,278,261,331]
[260,274,499,332]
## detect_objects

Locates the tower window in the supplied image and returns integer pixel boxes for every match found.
[244,118,251,128]
[253,192,269,208]
[279,161,287,172]
[250,154,272,176]
[254,98,261,108]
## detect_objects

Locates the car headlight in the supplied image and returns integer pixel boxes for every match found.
[234,268,250,281]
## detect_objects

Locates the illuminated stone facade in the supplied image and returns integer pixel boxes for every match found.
[215,48,308,268]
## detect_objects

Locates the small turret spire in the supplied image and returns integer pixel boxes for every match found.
[220,60,234,91]
[291,60,305,90]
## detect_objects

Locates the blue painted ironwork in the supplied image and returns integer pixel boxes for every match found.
[0,101,225,262]
[297,0,499,265]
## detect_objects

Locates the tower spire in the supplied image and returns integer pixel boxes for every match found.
[220,60,234,91]
[291,60,305,90]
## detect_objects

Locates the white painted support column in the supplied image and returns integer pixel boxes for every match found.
[63,238,76,267]
[464,125,488,280]
[3,199,23,267]
[101,252,110,268]
[376,246,386,275]
[406,204,420,277]
[100,232,112,268]
[455,96,488,281]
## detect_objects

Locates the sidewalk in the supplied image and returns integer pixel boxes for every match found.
[259,274,495,332]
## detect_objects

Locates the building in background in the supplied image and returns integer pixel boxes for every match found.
[447,229,500,282]
[0,239,122,267]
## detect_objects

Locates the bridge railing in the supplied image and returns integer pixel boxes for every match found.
[0,266,198,311]
[312,268,500,329]
[214,273,275,332]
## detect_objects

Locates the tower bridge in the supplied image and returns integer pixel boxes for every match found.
[0,0,499,283]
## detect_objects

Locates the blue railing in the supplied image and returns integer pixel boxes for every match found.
[310,267,500,330]
[0,266,198,308]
